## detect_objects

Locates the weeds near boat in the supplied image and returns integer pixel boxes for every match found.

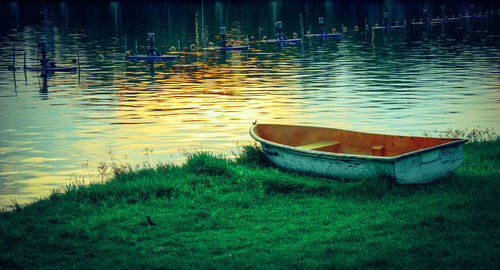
[424,127,497,142]
[234,142,272,168]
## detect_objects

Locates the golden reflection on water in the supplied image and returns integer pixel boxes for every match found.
[0,52,312,209]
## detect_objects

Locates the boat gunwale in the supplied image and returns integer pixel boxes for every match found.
[25,66,78,72]
[262,38,303,43]
[125,55,180,60]
[249,123,468,163]
[304,33,342,37]
[203,46,249,51]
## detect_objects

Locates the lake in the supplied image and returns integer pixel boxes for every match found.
[0,0,499,209]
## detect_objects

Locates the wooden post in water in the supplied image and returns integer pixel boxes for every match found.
[124,34,127,55]
[12,44,15,70]
[12,44,17,89]
[77,53,81,84]
[265,20,267,39]
[299,12,304,38]
[201,0,204,49]
[23,50,27,85]
[135,39,138,55]
[178,40,181,52]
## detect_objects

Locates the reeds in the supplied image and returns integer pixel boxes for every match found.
[424,127,497,142]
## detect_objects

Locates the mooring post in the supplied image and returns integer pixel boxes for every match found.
[12,44,15,70]
[24,51,26,69]
[124,34,127,55]
[12,44,17,88]
[299,12,304,38]
[77,53,81,84]
[135,39,138,55]
[265,20,268,39]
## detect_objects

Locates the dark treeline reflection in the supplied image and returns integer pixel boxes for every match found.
[2,1,498,45]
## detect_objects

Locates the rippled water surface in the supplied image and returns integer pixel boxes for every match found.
[0,1,499,208]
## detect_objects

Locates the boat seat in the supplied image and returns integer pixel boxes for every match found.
[371,145,385,156]
[298,141,341,152]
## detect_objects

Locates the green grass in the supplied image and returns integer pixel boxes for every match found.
[1,140,499,269]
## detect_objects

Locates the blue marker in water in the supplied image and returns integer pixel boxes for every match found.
[38,40,49,68]
[275,21,288,40]
[147,33,161,56]
[318,17,327,35]
[220,27,228,47]
[383,10,390,29]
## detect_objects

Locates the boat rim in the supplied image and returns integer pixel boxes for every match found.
[249,123,468,163]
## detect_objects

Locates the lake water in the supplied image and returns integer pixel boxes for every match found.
[0,1,499,209]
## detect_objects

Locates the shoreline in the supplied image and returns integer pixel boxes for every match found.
[1,139,499,268]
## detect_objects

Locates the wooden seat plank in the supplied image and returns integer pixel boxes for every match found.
[371,145,385,156]
[298,141,341,152]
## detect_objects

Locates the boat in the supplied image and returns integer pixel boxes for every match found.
[204,46,249,51]
[18,40,79,72]
[125,55,180,61]
[411,20,444,26]
[249,123,467,184]
[306,17,342,38]
[125,33,180,61]
[462,14,488,19]
[266,21,302,44]
[263,38,302,43]
[372,25,405,30]
[305,33,342,38]
[24,66,78,72]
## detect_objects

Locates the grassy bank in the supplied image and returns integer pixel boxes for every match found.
[1,139,499,269]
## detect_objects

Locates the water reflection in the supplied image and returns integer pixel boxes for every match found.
[0,1,499,209]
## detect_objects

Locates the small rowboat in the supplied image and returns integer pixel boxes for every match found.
[250,123,467,184]
[411,21,443,26]
[429,20,445,25]
[204,46,249,51]
[372,25,405,30]
[462,14,488,19]
[305,33,342,38]
[125,55,180,61]
[263,38,302,43]
[25,66,78,72]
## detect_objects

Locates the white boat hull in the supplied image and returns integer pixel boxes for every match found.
[251,124,466,184]
[260,141,464,184]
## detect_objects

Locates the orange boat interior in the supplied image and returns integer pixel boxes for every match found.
[252,124,459,157]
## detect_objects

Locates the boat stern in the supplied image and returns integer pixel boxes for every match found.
[393,141,466,184]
